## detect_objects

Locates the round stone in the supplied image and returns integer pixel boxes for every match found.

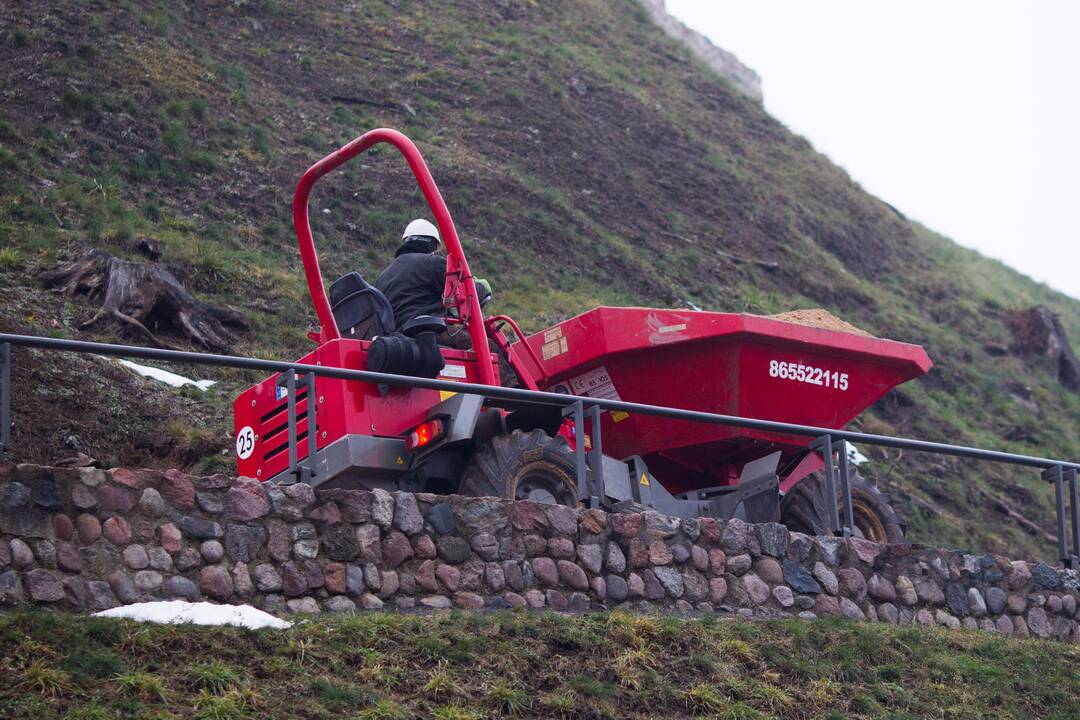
[754,558,783,584]
[557,560,589,591]
[361,593,384,609]
[75,514,102,543]
[727,554,751,576]
[773,585,795,607]
[200,540,225,563]
[158,523,182,554]
[123,544,150,570]
[198,566,234,600]
[867,574,896,602]
[57,543,83,573]
[895,575,918,606]
[71,484,97,509]
[287,597,320,614]
[102,516,132,545]
[254,564,284,592]
[133,570,163,592]
[165,575,200,601]
[606,574,629,601]
[436,536,471,564]
[52,514,74,541]
[10,538,34,568]
[531,558,558,587]
[148,547,174,572]
[138,488,165,517]
[326,596,356,613]
[742,573,770,605]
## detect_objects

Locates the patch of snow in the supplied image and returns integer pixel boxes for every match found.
[114,359,217,391]
[847,443,869,466]
[94,601,291,629]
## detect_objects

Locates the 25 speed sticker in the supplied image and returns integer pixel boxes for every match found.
[235,426,256,460]
[769,360,849,391]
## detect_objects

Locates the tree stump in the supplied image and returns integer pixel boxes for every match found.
[41,249,246,352]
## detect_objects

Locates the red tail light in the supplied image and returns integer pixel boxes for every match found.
[405,418,445,451]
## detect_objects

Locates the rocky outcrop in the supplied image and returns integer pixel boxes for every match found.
[1007,306,1080,390]
[1,463,1078,643]
[639,0,763,101]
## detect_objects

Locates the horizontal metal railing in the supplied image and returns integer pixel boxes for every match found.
[1,331,1078,567]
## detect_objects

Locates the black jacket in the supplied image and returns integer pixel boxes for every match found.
[374,242,446,328]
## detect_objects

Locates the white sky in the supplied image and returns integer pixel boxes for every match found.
[668,0,1079,300]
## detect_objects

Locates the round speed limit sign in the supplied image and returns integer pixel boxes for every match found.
[235,426,256,460]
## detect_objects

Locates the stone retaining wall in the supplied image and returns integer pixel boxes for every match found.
[1,463,1078,642]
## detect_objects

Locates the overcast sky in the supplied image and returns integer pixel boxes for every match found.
[668,0,1079,300]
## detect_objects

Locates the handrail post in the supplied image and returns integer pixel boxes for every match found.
[586,404,604,508]
[304,371,317,483]
[563,400,587,504]
[813,435,842,534]
[1,341,10,458]
[1068,468,1080,568]
[1045,465,1073,568]
[279,369,298,484]
[835,438,855,538]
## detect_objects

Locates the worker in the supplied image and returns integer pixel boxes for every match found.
[374,218,446,329]
[374,218,490,349]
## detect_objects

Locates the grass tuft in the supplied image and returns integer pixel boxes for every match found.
[63,703,113,720]
[356,698,411,720]
[23,662,74,697]
[189,660,242,695]
[683,681,726,714]
[432,703,480,720]
[115,670,169,702]
[193,690,250,720]
[485,679,531,716]
[0,246,20,269]
[422,664,462,699]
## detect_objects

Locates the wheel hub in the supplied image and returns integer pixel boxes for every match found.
[518,484,558,504]
[516,472,566,505]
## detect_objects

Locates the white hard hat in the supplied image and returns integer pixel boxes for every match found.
[402,218,440,242]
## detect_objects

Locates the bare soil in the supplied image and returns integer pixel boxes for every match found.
[767,308,872,337]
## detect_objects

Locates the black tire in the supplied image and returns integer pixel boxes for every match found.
[459,429,579,506]
[781,470,907,544]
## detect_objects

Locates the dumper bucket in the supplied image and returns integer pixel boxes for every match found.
[524,307,932,493]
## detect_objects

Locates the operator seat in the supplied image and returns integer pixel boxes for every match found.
[329,271,396,339]
[329,271,447,378]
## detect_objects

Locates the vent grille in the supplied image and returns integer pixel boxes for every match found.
[259,384,318,465]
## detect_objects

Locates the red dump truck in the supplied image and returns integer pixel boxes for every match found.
[234,129,931,542]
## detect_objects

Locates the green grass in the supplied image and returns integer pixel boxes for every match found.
[2,611,1079,720]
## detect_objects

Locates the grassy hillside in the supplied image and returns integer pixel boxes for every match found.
[0,0,1077,559]
[2,610,1079,720]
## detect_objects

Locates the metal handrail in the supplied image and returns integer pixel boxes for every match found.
[1,331,1078,566]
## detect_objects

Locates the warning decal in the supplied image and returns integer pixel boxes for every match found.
[439,364,467,379]
[569,365,622,401]
[541,326,569,360]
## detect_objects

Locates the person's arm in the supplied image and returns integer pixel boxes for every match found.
[431,254,448,309]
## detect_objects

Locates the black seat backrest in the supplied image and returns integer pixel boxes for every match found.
[329,272,396,340]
